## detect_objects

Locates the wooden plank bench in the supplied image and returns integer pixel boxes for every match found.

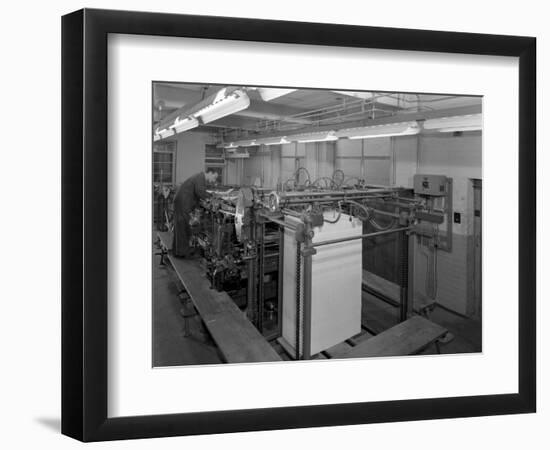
[362,270,401,303]
[333,315,448,359]
[157,232,281,364]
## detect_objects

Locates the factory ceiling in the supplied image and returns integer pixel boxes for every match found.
[153,83,482,143]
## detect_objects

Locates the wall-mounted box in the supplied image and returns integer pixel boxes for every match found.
[413,174,448,196]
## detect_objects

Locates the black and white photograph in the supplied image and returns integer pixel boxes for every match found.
[1,0,543,447]
[152,83,483,366]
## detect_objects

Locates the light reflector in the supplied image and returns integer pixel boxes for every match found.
[170,116,199,133]
[336,122,420,139]
[423,114,482,132]
[194,88,251,124]
[255,136,291,146]
[288,130,338,143]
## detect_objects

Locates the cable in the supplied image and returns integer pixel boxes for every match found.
[344,200,371,221]
[369,216,397,231]
[311,176,337,189]
[323,203,342,224]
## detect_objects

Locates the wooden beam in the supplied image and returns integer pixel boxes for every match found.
[338,316,447,358]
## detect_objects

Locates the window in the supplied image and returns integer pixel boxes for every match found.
[153,141,176,185]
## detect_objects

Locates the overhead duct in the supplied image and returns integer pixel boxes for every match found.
[255,88,297,102]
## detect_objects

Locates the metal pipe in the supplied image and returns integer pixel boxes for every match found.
[258,223,265,332]
[295,242,302,360]
[407,230,415,318]
[283,195,392,205]
[276,227,285,339]
[262,217,289,228]
[278,188,399,198]
[400,230,409,322]
[312,226,412,247]
[302,250,313,360]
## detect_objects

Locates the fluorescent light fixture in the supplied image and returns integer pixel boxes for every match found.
[436,126,481,133]
[255,136,291,146]
[288,130,338,143]
[336,122,420,139]
[170,116,199,133]
[155,128,176,140]
[423,114,482,132]
[194,88,251,124]
[225,149,250,159]
[233,139,258,147]
[255,88,297,102]
[221,140,257,149]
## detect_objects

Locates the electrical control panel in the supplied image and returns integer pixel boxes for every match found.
[413,174,448,196]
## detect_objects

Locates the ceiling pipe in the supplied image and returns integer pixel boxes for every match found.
[217,104,482,146]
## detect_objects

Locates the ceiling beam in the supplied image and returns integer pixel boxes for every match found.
[234,100,312,124]
[206,115,263,130]
[216,104,483,143]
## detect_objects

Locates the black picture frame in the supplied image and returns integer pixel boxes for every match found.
[61,8,536,442]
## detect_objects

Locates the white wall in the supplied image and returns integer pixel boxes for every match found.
[174,131,215,184]
[394,135,420,187]
[241,145,282,187]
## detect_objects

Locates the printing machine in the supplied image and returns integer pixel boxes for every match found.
[190,172,453,359]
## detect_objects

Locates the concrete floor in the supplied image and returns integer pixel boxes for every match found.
[153,244,481,366]
[152,254,222,367]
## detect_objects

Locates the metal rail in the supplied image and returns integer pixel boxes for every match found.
[312,226,412,248]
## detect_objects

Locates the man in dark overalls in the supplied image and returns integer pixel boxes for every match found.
[172,170,219,257]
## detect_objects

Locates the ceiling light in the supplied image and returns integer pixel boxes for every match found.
[255,136,291,146]
[288,130,338,143]
[155,128,176,140]
[423,114,482,132]
[225,149,250,159]
[170,116,199,133]
[336,122,420,139]
[233,139,258,147]
[194,89,251,124]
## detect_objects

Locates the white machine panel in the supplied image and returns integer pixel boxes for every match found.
[282,211,363,356]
